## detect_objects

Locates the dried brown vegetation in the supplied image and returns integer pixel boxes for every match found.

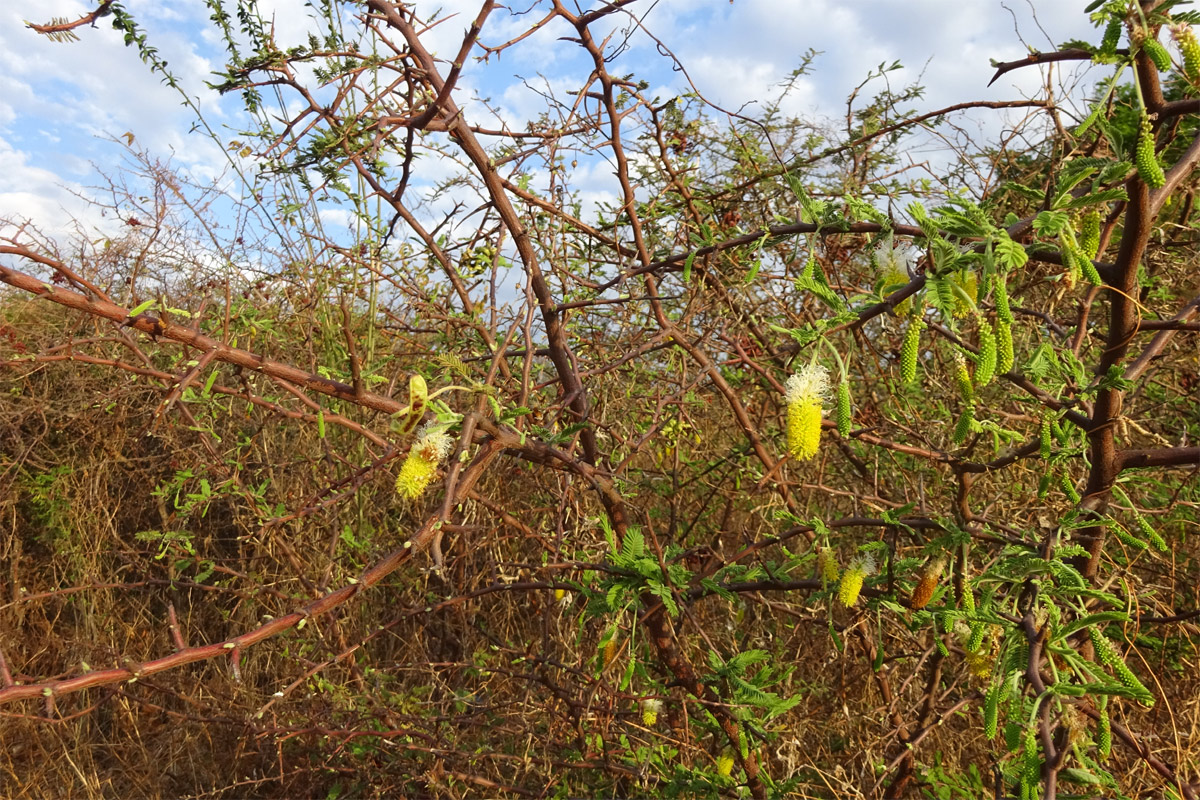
[2,2,1200,798]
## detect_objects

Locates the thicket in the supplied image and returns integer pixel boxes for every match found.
[2,1,1199,798]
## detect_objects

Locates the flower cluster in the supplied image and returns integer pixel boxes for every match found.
[784,365,830,461]
[875,238,913,315]
[640,698,662,726]
[838,553,875,608]
[818,546,840,586]
[394,424,453,500]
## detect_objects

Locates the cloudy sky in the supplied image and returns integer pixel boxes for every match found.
[0,0,1102,241]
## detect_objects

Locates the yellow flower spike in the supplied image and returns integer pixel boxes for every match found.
[641,698,662,726]
[838,554,875,608]
[874,235,913,316]
[840,554,878,609]
[1174,23,1200,83]
[784,364,830,461]
[716,752,735,778]
[394,424,452,500]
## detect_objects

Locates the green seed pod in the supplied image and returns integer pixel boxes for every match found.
[1060,473,1081,504]
[1024,722,1040,769]
[1175,25,1200,82]
[1089,628,1118,667]
[1100,19,1124,55]
[968,622,987,653]
[1136,116,1166,189]
[836,380,852,438]
[1037,473,1051,500]
[1061,244,1080,288]
[993,273,1013,323]
[1097,703,1112,761]
[962,585,976,616]
[1005,720,1022,752]
[900,318,922,384]
[996,319,1014,376]
[1039,417,1052,459]
[1113,657,1152,703]
[984,683,1001,739]
[1133,509,1169,552]
[1143,37,1173,71]
[975,319,996,388]
[953,404,975,445]
[1100,17,1122,56]
[1111,520,1149,551]
[1080,210,1101,260]
[1078,249,1103,286]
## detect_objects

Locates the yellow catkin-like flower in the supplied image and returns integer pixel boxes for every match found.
[394,424,452,500]
[716,753,735,778]
[996,319,1014,376]
[838,554,875,607]
[952,352,973,404]
[785,365,830,461]
[1080,210,1101,260]
[641,698,662,726]
[964,649,993,679]
[875,237,913,316]
[975,318,996,388]
[952,271,978,317]
[818,547,840,586]
[1174,24,1200,83]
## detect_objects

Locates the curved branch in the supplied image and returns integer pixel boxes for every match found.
[0,250,405,416]
[26,1,113,38]
[988,49,1100,86]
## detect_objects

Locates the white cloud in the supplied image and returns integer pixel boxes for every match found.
[0,136,104,236]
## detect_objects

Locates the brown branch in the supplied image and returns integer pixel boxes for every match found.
[26,1,113,37]
[365,0,599,465]
[988,49,1099,87]
[0,251,405,416]
[1118,447,1200,470]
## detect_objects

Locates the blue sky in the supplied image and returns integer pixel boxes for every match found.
[0,1,1101,241]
